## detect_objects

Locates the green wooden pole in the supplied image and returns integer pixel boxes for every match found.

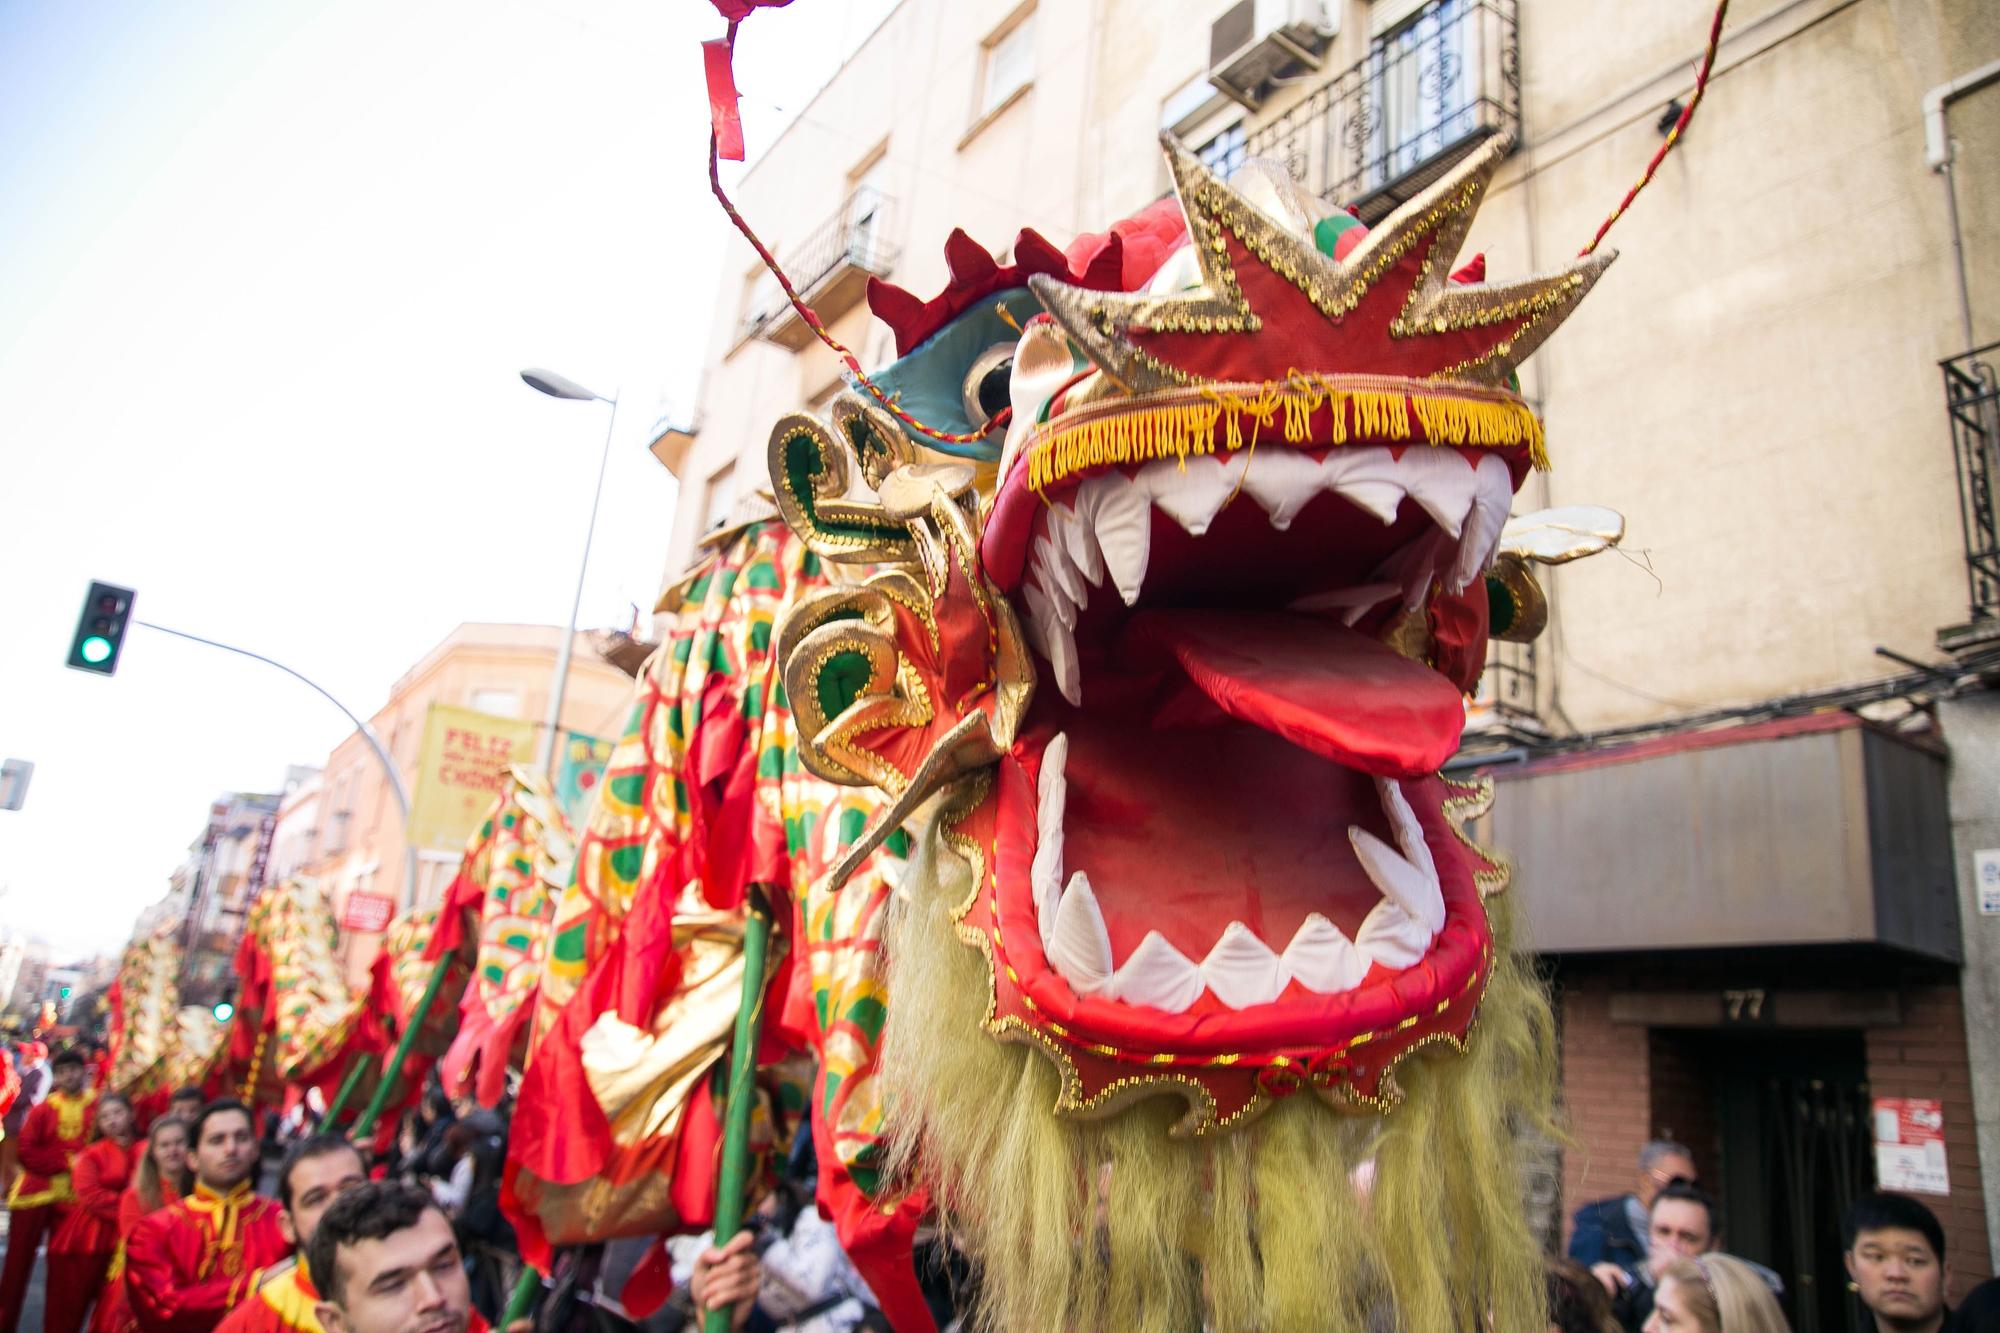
[350,953,453,1140]
[499,1265,540,1326]
[321,1054,370,1127]
[701,886,775,1333]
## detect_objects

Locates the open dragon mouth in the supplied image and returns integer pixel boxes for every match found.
[977,435,1517,1055]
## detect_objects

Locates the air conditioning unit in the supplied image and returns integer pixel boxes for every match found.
[1208,0,1335,110]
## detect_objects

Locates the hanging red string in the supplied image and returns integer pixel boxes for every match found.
[704,21,1006,447]
[1579,0,1730,257]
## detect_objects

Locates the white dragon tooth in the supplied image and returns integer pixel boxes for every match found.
[1085,474,1152,606]
[1036,531,1088,619]
[1046,609,1082,706]
[1199,921,1286,1009]
[1033,734,1069,952]
[1375,778,1442,930]
[1320,450,1408,525]
[1021,578,1058,658]
[1238,449,1327,531]
[1143,455,1247,537]
[1399,448,1479,540]
[1448,453,1515,591]
[1282,913,1372,995]
[1355,898,1430,970]
[1053,503,1105,587]
[1348,825,1445,938]
[1023,579,1081,704]
[1048,871,1115,995]
[1110,931,1206,1013]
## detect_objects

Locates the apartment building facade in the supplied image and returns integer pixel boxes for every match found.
[658,0,2000,1323]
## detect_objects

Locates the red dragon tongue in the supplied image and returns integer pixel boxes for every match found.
[1119,610,1465,777]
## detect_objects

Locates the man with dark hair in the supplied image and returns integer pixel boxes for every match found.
[170,1087,207,1123]
[0,1047,96,1333]
[1567,1139,1698,1278]
[215,1137,368,1333]
[126,1100,291,1332]
[1838,1191,2000,1333]
[306,1182,521,1333]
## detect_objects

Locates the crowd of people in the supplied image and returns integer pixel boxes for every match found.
[0,1044,525,1333]
[0,1041,905,1333]
[9,1038,2000,1333]
[1561,1139,2000,1333]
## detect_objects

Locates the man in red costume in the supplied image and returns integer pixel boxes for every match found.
[215,1136,367,1333]
[0,1047,96,1333]
[126,1100,290,1333]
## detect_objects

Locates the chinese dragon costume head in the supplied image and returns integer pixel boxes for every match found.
[771,133,1610,1332]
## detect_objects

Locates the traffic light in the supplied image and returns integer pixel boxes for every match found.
[67,581,136,675]
[58,985,71,999]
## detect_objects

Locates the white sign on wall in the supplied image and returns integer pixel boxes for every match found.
[1975,849,2000,916]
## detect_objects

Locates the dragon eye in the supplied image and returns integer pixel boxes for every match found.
[962,343,1015,428]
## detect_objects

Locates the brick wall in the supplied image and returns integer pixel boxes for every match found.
[1648,1029,1721,1184]
[1864,983,1994,1303]
[1558,974,1650,1246]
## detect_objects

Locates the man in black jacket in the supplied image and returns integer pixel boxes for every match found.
[1567,1139,1698,1282]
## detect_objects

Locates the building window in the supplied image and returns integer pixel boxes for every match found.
[976,7,1035,122]
[1362,0,1488,194]
[703,460,738,534]
[469,688,521,718]
[1198,119,1248,179]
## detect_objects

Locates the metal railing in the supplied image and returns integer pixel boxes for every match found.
[1484,637,1538,723]
[741,185,900,340]
[1244,0,1519,221]
[1942,342,2000,627]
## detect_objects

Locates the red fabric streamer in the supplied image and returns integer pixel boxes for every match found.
[703,35,746,163]
[1579,0,1730,255]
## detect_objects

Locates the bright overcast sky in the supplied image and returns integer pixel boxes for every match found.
[0,0,895,960]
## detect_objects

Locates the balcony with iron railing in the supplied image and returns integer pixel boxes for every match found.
[1244,0,1519,223]
[741,185,900,351]
[1941,342,2000,651]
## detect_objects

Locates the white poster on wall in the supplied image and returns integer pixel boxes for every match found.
[1976,848,2000,916]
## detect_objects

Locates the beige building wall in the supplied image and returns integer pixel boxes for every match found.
[291,622,632,986]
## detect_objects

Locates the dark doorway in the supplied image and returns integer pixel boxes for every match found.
[1649,1029,1872,1333]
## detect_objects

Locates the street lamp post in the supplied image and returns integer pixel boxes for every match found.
[520,368,619,776]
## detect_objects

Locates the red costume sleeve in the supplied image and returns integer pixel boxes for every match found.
[126,1205,286,1333]
[16,1100,72,1178]
[210,1296,276,1333]
[119,1187,147,1238]
[72,1141,130,1225]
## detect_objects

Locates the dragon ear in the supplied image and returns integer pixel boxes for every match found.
[779,580,923,789]
[828,390,914,490]
[767,411,916,565]
[1487,504,1627,642]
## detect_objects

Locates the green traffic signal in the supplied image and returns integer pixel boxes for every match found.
[58,985,71,998]
[66,581,135,675]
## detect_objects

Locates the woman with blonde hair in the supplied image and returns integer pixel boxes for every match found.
[1645,1254,1792,1333]
[87,1114,189,1333]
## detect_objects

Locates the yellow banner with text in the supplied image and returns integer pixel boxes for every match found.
[407,702,538,851]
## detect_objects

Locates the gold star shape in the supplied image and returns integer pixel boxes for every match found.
[1029,132,1614,393]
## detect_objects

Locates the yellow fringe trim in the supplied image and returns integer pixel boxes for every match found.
[1025,376,1547,493]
